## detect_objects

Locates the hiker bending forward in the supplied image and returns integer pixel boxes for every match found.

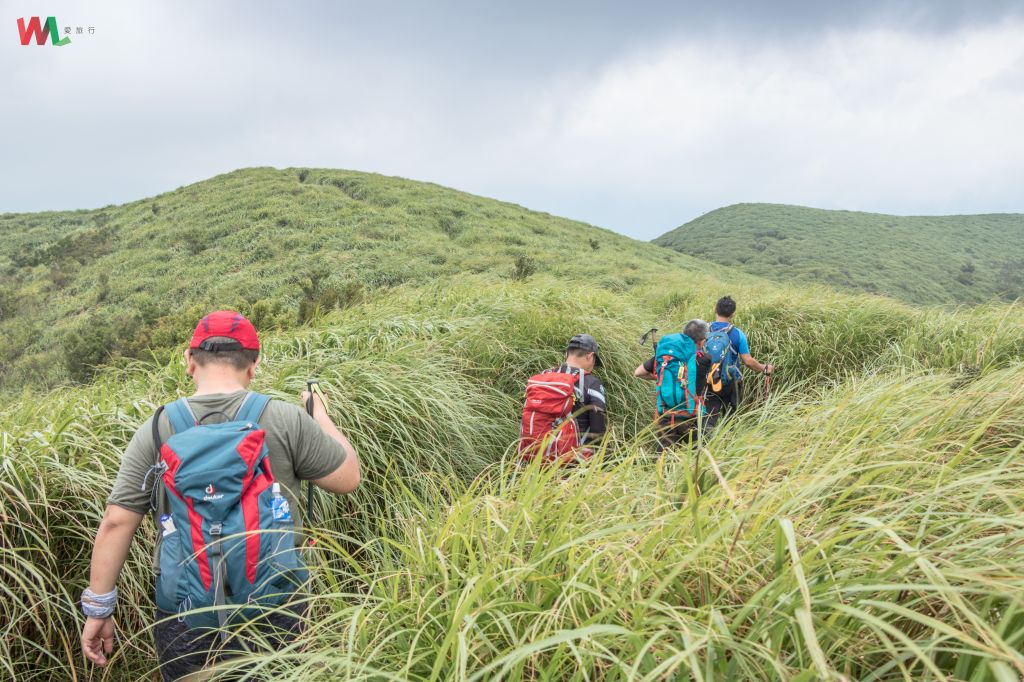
[635,319,712,449]
[80,311,361,681]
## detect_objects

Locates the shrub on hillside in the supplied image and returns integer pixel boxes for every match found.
[510,253,537,281]
[435,211,464,238]
[297,268,364,324]
[63,317,121,383]
[246,298,287,331]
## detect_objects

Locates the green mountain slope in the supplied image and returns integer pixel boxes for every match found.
[0,167,725,389]
[653,203,1024,305]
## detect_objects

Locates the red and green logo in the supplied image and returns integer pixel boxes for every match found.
[17,17,71,46]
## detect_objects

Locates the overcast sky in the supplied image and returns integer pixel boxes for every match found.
[4,1,1024,239]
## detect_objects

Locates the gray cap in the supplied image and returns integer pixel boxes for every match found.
[566,333,603,368]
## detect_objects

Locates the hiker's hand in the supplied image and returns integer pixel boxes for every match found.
[301,390,327,419]
[82,616,114,666]
[764,364,774,376]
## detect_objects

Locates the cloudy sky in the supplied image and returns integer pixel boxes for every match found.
[4,0,1024,239]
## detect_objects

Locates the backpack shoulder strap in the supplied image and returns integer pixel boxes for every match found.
[146,399,193,511]
[234,391,271,424]
[163,398,197,435]
[725,325,738,353]
[151,405,166,452]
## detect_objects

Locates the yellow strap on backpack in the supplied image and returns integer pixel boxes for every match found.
[708,362,724,393]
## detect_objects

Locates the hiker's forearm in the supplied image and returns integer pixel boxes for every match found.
[310,402,361,493]
[312,405,359,464]
[741,354,766,373]
[633,365,655,380]
[89,506,143,593]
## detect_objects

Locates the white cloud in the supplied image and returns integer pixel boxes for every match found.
[485,20,1024,234]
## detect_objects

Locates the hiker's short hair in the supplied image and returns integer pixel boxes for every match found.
[189,337,259,371]
[715,296,737,318]
[566,347,592,358]
[683,319,709,343]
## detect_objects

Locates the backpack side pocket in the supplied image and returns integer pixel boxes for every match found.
[155,525,186,612]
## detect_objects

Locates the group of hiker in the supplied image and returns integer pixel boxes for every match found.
[80,298,770,680]
[519,295,773,463]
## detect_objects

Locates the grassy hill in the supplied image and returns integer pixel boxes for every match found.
[0,167,718,389]
[2,171,1023,680]
[653,203,1024,305]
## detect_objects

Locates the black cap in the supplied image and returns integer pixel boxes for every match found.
[566,333,603,368]
[196,338,245,352]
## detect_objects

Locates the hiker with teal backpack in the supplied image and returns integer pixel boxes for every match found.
[634,320,711,450]
[705,296,774,420]
[80,311,361,681]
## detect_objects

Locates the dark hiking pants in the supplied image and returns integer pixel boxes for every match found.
[154,601,306,681]
[655,413,707,451]
[708,380,742,418]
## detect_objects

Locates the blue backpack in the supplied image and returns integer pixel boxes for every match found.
[149,392,306,631]
[705,324,738,391]
[653,333,702,417]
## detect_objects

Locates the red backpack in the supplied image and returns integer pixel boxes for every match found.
[519,369,586,464]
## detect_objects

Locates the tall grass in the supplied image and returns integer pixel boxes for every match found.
[1,277,1022,680]
[203,367,1024,680]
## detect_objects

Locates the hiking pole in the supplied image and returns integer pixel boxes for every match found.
[304,380,328,526]
[640,328,659,348]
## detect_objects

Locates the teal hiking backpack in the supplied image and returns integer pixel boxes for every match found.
[148,392,306,631]
[653,333,702,417]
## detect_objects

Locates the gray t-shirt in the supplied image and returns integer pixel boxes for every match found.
[108,390,347,563]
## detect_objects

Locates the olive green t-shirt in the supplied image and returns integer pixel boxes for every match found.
[108,390,347,562]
